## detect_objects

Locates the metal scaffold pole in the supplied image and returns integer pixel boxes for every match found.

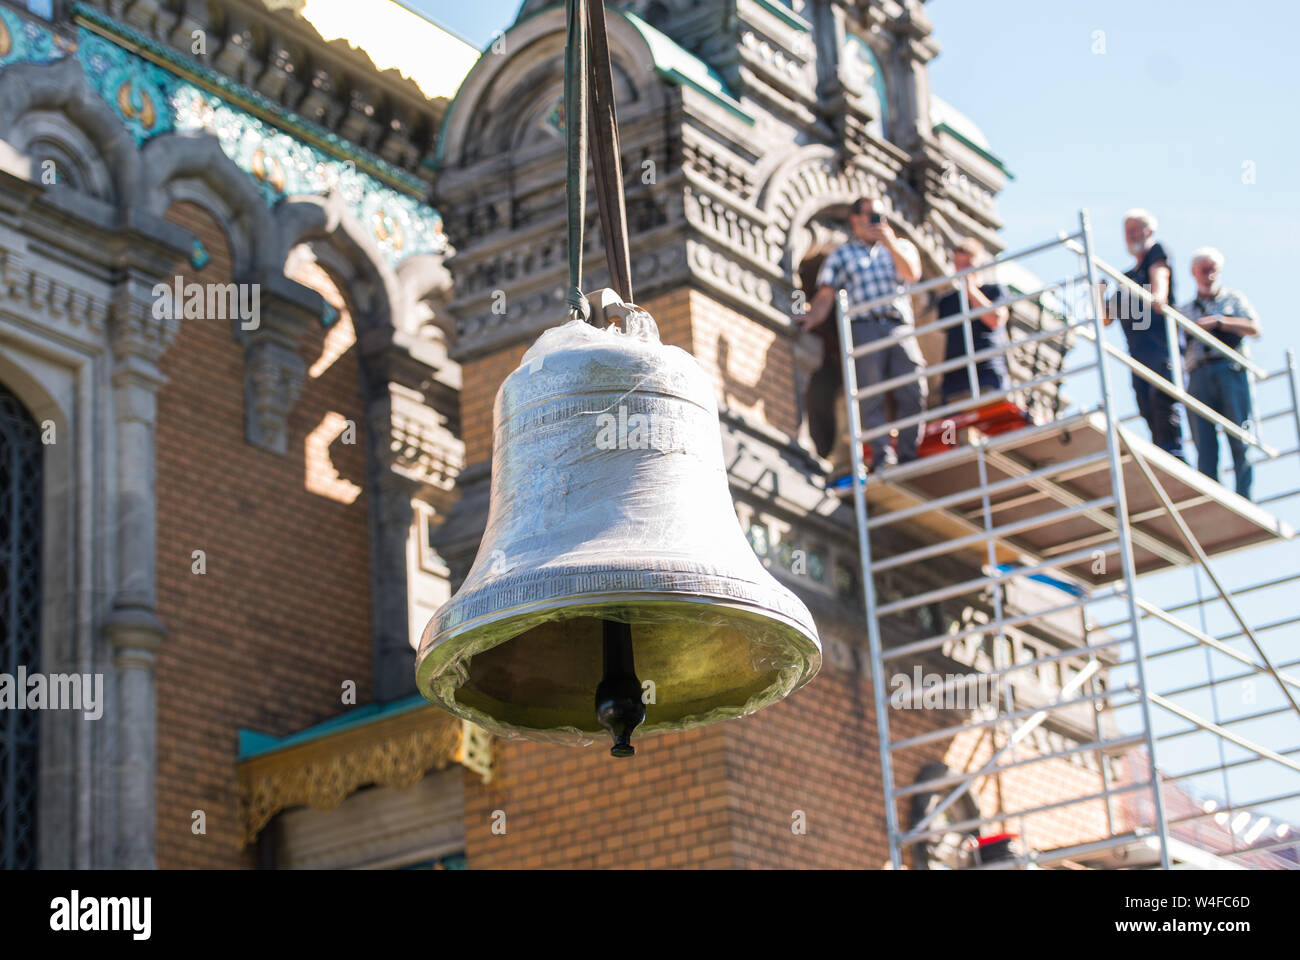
[838,287,905,870]
[1075,208,1170,868]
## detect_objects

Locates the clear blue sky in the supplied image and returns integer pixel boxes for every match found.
[418,0,1300,830]
[924,0,1298,366]
[409,0,519,48]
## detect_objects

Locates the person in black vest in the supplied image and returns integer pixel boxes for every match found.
[1180,247,1262,498]
[1102,209,1187,460]
[933,238,1010,406]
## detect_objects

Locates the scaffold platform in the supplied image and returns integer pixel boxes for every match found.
[865,410,1293,584]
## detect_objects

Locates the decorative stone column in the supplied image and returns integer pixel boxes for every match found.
[239,274,320,454]
[243,332,306,453]
[358,339,452,703]
[369,462,422,701]
[104,276,176,870]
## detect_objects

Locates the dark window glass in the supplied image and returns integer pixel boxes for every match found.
[0,381,42,869]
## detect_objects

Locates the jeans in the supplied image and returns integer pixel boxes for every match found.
[1130,351,1186,460]
[807,364,840,461]
[1188,360,1254,499]
[852,316,927,465]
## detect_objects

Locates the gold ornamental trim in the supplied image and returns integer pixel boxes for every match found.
[237,705,491,845]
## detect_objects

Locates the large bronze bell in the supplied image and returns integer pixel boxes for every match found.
[416,293,821,755]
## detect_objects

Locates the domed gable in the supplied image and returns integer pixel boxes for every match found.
[931,94,1013,179]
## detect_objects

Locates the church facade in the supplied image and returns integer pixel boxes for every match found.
[1,0,1109,870]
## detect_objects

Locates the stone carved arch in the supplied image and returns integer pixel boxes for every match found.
[268,201,460,704]
[0,57,138,202]
[759,146,956,461]
[131,132,273,280]
[12,114,114,199]
[759,145,879,278]
[271,192,403,336]
[761,146,946,282]
[396,254,456,348]
[438,6,668,171]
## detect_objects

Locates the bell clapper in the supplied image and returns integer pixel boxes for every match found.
[595,619,645,758]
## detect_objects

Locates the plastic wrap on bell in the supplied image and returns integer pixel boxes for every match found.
[416,302,821,746]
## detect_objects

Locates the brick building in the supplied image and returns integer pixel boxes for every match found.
[3,0,1257,870]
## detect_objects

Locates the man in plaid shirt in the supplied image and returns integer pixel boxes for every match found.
[798,196,923,477]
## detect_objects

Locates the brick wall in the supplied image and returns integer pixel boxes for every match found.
[463,726,734,869]
[153,203,373,868]
[723,660,967,869]
[461,656,961,869]
[686,291,799,439]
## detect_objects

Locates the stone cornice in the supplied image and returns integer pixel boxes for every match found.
[68,3,430,195]
[70,0,446,182]
[0,171,191,282]
[0,247,111,335]
[388,408,463,494]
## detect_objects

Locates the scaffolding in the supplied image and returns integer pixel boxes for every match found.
[836,210,1300,870]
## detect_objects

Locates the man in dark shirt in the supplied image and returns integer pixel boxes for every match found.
[1179,247,1261,498]
[934,238,1010,404]
[1103,209,1187,460]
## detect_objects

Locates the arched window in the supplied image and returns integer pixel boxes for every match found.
[0,381,42,869]
[841,34,888,140]
[26,137,88,191]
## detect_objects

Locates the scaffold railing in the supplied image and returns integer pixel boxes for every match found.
[836,209,1300,870]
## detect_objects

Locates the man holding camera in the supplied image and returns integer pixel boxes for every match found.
[797,196,923,479]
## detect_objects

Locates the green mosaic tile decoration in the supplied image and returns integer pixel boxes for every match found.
[0,4,448,269]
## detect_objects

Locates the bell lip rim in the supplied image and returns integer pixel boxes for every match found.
[414,590,822,701]
[418,694,799,746]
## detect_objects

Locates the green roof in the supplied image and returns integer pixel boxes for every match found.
[621,11,755,125]
[931,94,1014,179]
